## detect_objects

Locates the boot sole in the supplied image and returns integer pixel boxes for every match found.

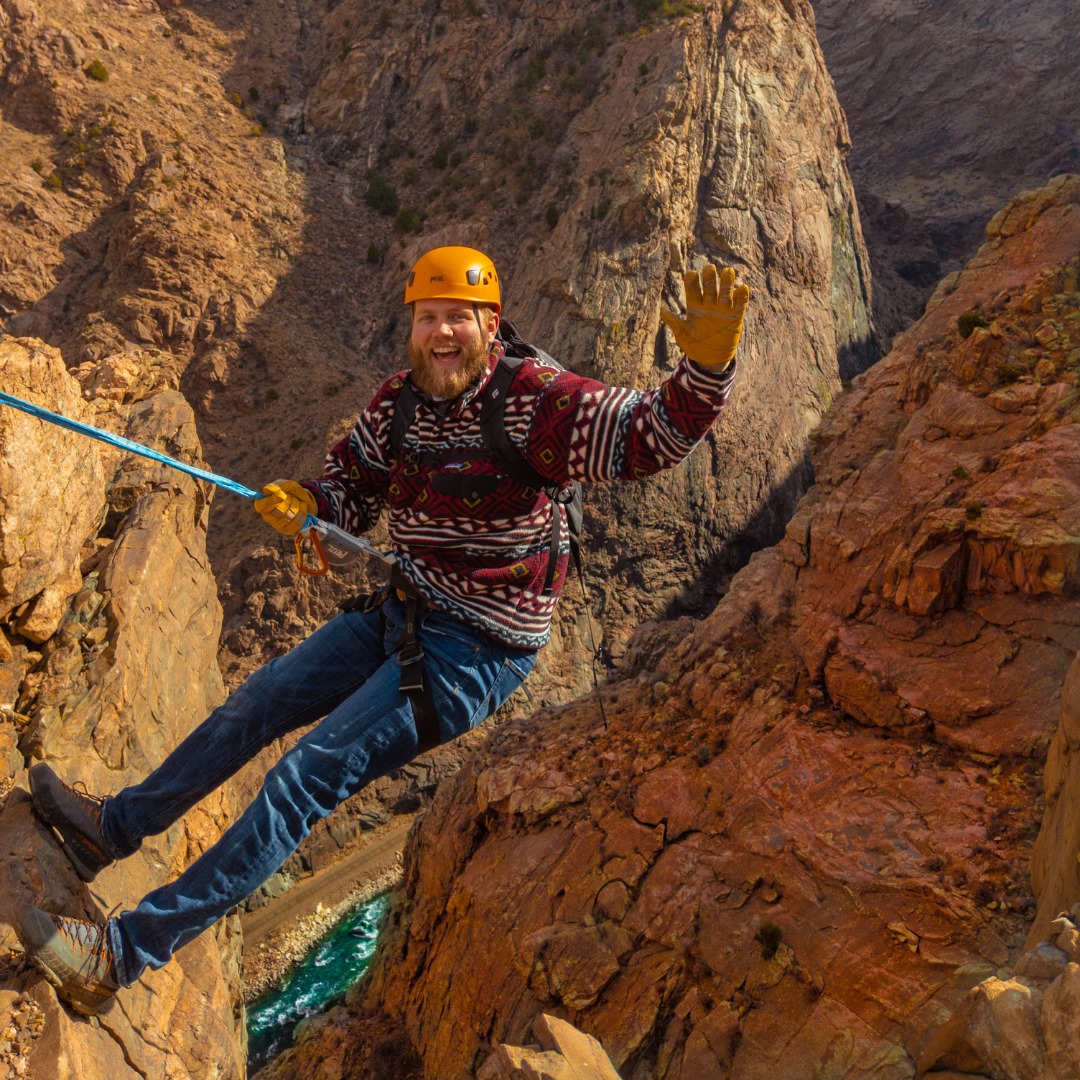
[25,950,111,1016]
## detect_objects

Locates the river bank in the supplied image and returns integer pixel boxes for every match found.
[240,818,414,1003]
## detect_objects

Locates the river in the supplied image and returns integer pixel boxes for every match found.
[247,893,389,1073]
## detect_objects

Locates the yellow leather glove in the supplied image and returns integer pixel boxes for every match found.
[660,263,751,371]
[255,480,317,536]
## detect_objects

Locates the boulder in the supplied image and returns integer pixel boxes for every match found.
[478,1014,623,1080]
[0,339,106,628]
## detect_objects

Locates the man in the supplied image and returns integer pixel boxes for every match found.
[16,246,750,1015]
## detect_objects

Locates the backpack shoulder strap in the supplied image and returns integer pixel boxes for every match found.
[480,353,584,595]
[389,378,422,459]
[479,356,551,492]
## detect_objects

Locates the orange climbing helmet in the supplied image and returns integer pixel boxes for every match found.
[404,246,501,312]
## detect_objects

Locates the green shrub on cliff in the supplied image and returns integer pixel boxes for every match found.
[365,174,399,215]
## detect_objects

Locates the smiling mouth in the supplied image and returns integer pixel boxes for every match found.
[429,346,461,366]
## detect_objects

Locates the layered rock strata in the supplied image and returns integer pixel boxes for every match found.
[264,177,1080,1078]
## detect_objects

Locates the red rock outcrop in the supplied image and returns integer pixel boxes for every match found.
[262,177,1080,1078]
[479,1014,622,1080]
[0,338,245,1078]
[1029,626,1080,945]
[916,890,1080,1079]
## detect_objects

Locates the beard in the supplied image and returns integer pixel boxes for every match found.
[409,336,492,399]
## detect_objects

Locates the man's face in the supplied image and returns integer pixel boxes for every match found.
[409,298,498,398]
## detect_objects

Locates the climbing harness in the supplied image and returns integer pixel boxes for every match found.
[335,574,439,753]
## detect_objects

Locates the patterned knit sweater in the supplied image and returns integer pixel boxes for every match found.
[303,342,737,650]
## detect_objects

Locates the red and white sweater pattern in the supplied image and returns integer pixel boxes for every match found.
[303,343,736,649]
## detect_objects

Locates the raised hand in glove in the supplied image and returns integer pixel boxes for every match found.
[255,480,317,536]
[660,263,751,372]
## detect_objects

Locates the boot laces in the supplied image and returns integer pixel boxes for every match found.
[51,913,115,982]
[66,781,106,826]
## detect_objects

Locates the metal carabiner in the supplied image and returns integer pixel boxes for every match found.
[294,528,329,576]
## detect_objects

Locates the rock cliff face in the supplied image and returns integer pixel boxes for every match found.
[230,0,876,879]
[3,2,1077,1079]
[0,339,244,1076]
[811,0,1080,349]
[261,177,1080,1079]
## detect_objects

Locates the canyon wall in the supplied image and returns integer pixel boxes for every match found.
[811,0,1080,350]
[3,1,1078,1077]
[0,0,873,921]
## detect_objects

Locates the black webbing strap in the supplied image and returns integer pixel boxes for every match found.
[389,380,422,459]
[479,358,569,595]
[544,502,563,594]
[388,565,441,753]
[339,584,390,614]
[477,359,550,492]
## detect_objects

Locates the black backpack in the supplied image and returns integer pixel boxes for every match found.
[388,318,583,594]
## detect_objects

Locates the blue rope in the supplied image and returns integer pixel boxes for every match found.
[0,389,260,500]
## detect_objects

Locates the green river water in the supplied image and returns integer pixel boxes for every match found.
[247,894,388,1074]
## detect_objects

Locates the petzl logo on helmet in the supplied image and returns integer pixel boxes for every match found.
[429,275,444,282]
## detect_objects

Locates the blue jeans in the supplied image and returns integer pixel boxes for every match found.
[99,596,536,986]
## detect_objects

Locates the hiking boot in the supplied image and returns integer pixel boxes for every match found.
[16,906,120,1016]
[28,762,116,882]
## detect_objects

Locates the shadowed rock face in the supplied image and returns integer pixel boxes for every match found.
[0,340,244,1076]
[811,0,1080,350]
[258,178,1080,1079]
